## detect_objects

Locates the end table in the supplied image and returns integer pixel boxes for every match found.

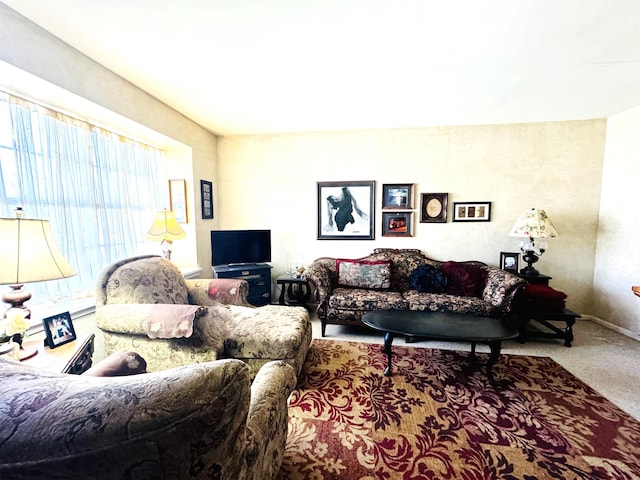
[21,332,95,374]
[276,275,311,310]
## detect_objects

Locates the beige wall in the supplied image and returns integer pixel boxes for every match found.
[0,3,218,273]
[218,120,606,314]
[594,105,640,336]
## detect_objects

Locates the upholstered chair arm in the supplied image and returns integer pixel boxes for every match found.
[95,303,205,336]
[481,267,527,312]
[186,278,252,306]
[244,361,297,480]
[0,359,252,479]
[304,257,337,319]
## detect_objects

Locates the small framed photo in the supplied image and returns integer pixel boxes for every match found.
[169,179,188,223]
[500,252,520,272]
[200,179,213,219]
[420,193,448,223]
[453,201,491,222]
[42,312,76,349]
[382,212,414,237]
[382,184,414,210]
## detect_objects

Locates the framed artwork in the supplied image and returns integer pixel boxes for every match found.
[453,201,491,222]
[42,312,76,349]
[317,180,375,240]
[169,179,188,223]
[500,252,520,272]
[382,212,414,237]
[382,183,414,210]
[200,180,213,219]
[420,193,448,223]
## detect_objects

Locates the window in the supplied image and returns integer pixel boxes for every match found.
[0,91,165,305]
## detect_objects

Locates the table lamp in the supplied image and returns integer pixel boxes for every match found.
[146,209,186,260]
[0,208,77,360]
[508,208,558,275]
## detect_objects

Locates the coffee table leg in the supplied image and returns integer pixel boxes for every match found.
[486,340,502,387]
[383,331,394,376]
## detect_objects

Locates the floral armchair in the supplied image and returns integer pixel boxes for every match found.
[0,356,296,479]
[95,255,312,378]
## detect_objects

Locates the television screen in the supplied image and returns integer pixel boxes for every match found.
[211,230,271,266]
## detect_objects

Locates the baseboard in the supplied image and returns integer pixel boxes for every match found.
[582,314,640,342]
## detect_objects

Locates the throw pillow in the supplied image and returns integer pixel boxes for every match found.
[440,261,487,297]
[408,264,448,293]
[336,259,392,290]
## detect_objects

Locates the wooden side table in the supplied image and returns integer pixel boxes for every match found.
[277,275,311,310]
[515,273,580,347]
[21,332,95,374]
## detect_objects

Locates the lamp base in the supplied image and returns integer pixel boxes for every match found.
[520,265,540,276]
[19,346,38,361]
[520,249,540,276]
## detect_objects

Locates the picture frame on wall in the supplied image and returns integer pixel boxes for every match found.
[453,201,491,222]
[169,179,188,223]
[382,212,414,237]
[500,251,520,272]
[200,180,213,219]
[382,183,414,210]
[42,312,77,349]
[317,180,375,240]
[420,193,448,223]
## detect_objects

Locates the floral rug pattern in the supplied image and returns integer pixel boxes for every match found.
[279,339,640,480]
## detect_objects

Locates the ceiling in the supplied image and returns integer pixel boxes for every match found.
[4,0,640,136]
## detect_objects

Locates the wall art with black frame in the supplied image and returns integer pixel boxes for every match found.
[317,180,375,240]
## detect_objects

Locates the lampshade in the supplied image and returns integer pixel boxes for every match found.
[146,210,186,242]
[508,208,559,239]
[0,217,77,285]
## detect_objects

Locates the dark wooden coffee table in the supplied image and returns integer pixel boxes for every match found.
[362,310,518,386]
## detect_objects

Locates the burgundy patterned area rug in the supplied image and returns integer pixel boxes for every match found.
[278,339,640,480]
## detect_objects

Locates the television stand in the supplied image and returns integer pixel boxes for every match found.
[212,263,272,306]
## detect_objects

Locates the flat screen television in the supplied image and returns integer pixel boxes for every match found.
[211,229,271,266]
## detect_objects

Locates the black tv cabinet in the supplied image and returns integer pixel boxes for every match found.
[212,263,272,306]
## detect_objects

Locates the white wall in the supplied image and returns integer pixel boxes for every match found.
[218,120,606,314]
[593,105,640,335]
[0,3,218,273]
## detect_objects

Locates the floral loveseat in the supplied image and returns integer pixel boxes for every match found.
[0,356,296,479]
[95,255,311,378]
[305,248,526,336]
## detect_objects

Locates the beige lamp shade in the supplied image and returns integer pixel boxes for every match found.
[508,208,559,239]
[146,210,186,242]
[0,217,77,284]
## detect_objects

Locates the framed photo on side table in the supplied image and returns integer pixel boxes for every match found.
[200,180,213,219]
[382,184,414,209]
[500,252,520,272]
[453,202,491,222]
[317,180,375,240]
[382,212,414,237]
[43,312,77,349]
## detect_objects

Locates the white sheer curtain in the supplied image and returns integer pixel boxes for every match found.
[0,92,165,301]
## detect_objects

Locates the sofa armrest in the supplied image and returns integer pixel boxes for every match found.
[482,267,527,312]
[304,258,337,319]
[0,359,252,479]
[245,361,297,479]
[187,278,252,306]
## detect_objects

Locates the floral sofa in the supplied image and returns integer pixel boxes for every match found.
[95,255,312,379]
[305,248,526,336]
[0,355,296,479]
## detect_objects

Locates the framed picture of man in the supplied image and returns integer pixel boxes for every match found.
[42,312,77,348]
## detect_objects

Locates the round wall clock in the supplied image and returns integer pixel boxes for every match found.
[420,193,448,223]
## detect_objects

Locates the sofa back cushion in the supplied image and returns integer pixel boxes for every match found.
[336,258,392,289]
[105,256,189,304]
[440,261,487,297]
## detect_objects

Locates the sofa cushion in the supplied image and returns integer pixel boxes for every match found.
[408,264,448,293]
[440,261,487,297]
[336,259,392,290]
[329,288,408,311]
[404,291,498,317]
